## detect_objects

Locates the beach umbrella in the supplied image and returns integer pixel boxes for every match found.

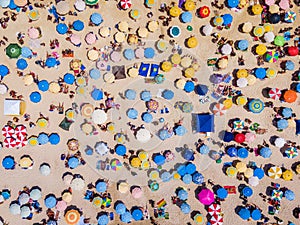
[186,163,196,174]
[28,27,40,39]
[186,36,198,48]
[192,172,204,184]
[72,20,84,31]
[227,146,238,157]
[56,23,68,34]
[127,108,138,119]
[2,125,14,138]
[38,80,49,92]
[44,194,57,208]
[144,47,155,59]
[242,186,253,197]
[130,9,140,20]
[272,189,283,201]
[235,133,245,143]
[131,208,143,221]
[208,204,221,216]
[153,154,165,166]
[180,203,191,214]
[147,20,159,32]
[142,112,153,123]
[274,137,285,148]
[114,133,126,144]
[266,68,277,78]
[19,192,30,205]
[253,26,265,37]
[68,157,79,169]
[10,203,21,215]
[264,32,275,43]
[16,58,28,70]
[252,4,263,14]
[92,109,107,124]
[222,14,233,26]
[260,147,272,158]
[268,166,282,179]
[181,11,192,23]
[216,188,228,199]
[210,214,224,225]
[123,48,135,60]
[198,189,214,205]
[63,73,75,85]
[248,99,264,114]
[282,107,293,118]
[284,11,296,23]
[115,144,126,156]
[121,211,132,223]
[111,159,122,171]
[20,205,31,218]
[245,132,256,143]
[115,203,126,215]
[158,129,170,141]
[282,169,293,181]
[130,157,141,168]
[149,170,159,180]
[268,88,281,100]
[95,142,109,156]
[213,16,223,26]
[169,5,181,17]
[3,137,16,148]
[244,168,254,178]
[202,24,213,36]
[156,39,168,52]
[6,43,21,58]
[40,164,51,176]
[253,168,264,179]
[285,61,295,71]
[213,103,226,116]
[85,32,97,45]
[199,144,209,155]
[277,119,288,130]
[221,44,232,55]
[284,190,295,201]
[169,26,181,38]
[239,208,250,220]
[194,214,204,224]
[0,0,10,8]
[45,57,56,68]
[184,0,196,11]
[198,6,210,18]
[131,186,143,198]
[236,69,248,78]
[70,177,85,191]
[56,200,67,212]
[120,0,132,9]
[242,22,252,33]
[91,88,103,101]
[274,36,285,46]
[227,0,239,8]
[279,0,289,9]
[125,89,136,100]
[161,89,174,100]
[238,40,249,51]
[174,125,187,136]
[30,188,42,201]
[296,164,300,174]
[287,46,299,56]
[183,149,194,161]
[223,131,234,142]
[19,155,33,168]
[85,0,99,5]
[65,209,80,225]
[140,90,151,101]
[90,13,103,26]
[145,0,155,8]
[89,68,101,80]
[69,34,81,47]
[74,0,86,11]
[96,181,107,193]
[285,147,298,158]
[37,133,48,145]
[256,44,267,56]
[226,166,237,177]
[177,189,188,201]
[0,65,9,77]
[236,78,248,87]
[237,148,248,159]
[236,162,247,173]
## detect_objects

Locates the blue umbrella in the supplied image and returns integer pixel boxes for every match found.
[44,195,57,208]
[296,83,300,93]
[282,107,292,118]
[89,68,101,80]
[144,47,155,59]
[115,144,126,156]
[2,156,15,170]
[0,65,9,77]
[180,203,191,214]
[180,11,192,23]
[140,91,151,101]
[184,81,195,93]
[56,23,68,34]
[242,186,253,197]
[238,40,249,50]
[96,181,107,192]
[8,0,17,9]
[68,157,79,169]
[251,209,261,221]
[21,47,33,58]
[192,172,204,184]
[161,171,172,182]
[120,211,132,223]
[183,149,194,161]
[227,146,238,157]
[131,208,143,221]
[162,89,174,100]
[37,133,49,145]
[182,174,192,184]
[127,108,138,119]
[90,13,103,26]
[199,144,209,154]
[63,73,75,84]
[115,203,126,215]
[285,60,295,70]
[48,133,60,145]
[216,188,228,199]
[277,119,288,129]
[185,163,196,174]
[239,208,250,220]
[227,0,239,8]
[45,57,56,68]
[2,190,11,199]
[195,84,208,95]
[158,129,170,140]
[223,131,234,142]
[237,148,248,158]
[98,214,109,225]
[125,89,136,100]
[29,91,41,102]
[47,220,57,225]
[260,147,272,158]
[174,125,187,136]
[253,168,264,179]
[284,190,295,201]
[16,58,28,70]
[178,189,188,200]
[142,112,153,123]
[38,80,49,92]
[269,13,281,24]
[177,164,187,176]
[72,20,84,31]
[255,68,266,79]
[222,14,233,25]
[124,49,135,60]
[91,88,103,100]
[248,99,264,114]
[153,154,166,166]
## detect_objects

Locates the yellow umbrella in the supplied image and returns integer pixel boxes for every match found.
[266,68,277,78]
[252,4,263,15]
[49,82,60,93]
[103,73,115,83]
[92,196,102,207]
[226,166,237,177]
[244,168,254,178]
[247,75,257,85]
[87,49,99,61]
[263,23,273,32]
[186,36,198,48]
[62,192,72,203]
[253,26,265,37]
[75,76,86,86]
[99,27,111,38]
[268,166,282,179]
[184,0,196,11]
[173,173,181,180]
[127,34,138,45]
[181,56,193,68]
[127,67,139,78]
[23,74,34,86]
[141,161,150,169]
[130,9,140,20]
[147,20,159,32]
[184,67,195,78]
[175,79,186,89]
[239,0,248,7]
[169,6,181,17]
[171,53,181,64]
[130,157,141,168]
[65,209,80,225]
[156,40,168,52]
[161,61,172,72]
[296,164,300,174]
[114,32,126,43]
[106,122,116,133]
[27,9,40,21]
[269,5,279,14]
[282,170,293,181]
[235,162,247,173]
[237,69,248,78]
[242,22,253,33]
[223,99,233,109]
[19,156,33,168]
[137,27,149,38]
[288,119,296,128]
[149,170,159,180]
[256,44,267,55]
[65,109,75,122]
[138,151,149,161]
[217,58,228,69]
[36,118,48,128]
[118,182,129,193]
[118,21,129,32]
[236,96,247,106]
[28,136,38,146]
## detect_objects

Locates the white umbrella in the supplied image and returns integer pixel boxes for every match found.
[248,176,259,187]
[136,129,151,143]
[0,83,8,94]
[95,142,109,156]
[85,32,97,45]
[92,109,108,124]
[221,44,232,55]
[20,205,31,218]
[56,1,70,15]
[0,0,10,8]
[74,0,86,11]
[70,177,85,191]
[236,78,248,88]
[202,24,213,36]
[0,195,4,204]
[63,174,74,186]
[274,137,285,148]
[30,188,42,201]
[39,164,51,176]
[18,192,30,205]
[10,203,20,215]
[264,32,275,43]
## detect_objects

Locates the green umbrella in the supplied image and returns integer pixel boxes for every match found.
[85,0,99,5]
[274,36,285,47]
[6,43,21,58]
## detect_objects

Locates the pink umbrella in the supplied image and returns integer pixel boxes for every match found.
[198,189,214,205]
[15,136,27,148]
[245,132,256,143]
[85,32,97,45]
[131,187,143,199]
[265,0,275,6]
[3,137,16,148]
[110,51,121,62]
[56,200,67,211]
[70,34,81,46]
[135,47,144,59]
[2,125,14,138]
[14,125,27,138]
[28,27,40,39]
[279,0,289,10]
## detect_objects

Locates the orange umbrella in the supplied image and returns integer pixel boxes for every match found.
[283,90,297,103]
[65,209,80,225]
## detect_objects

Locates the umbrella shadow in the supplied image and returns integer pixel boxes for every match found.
[291,161,300,174]
[64,205,82,216]
[199,26,206,36]
[269,135,279,146]
[190,210,200,220]
[262,87,271,98]
[62,171,73,181]
[266,186,275,196]
[114,200,124,209]
[237,184,247,193]
[97,211,108,219]
[290,82,298,91]
[194,185,207,200]
[130,185,140,193]
[30,186,42,192]
[235,205,244,215]
[263,163,274,175]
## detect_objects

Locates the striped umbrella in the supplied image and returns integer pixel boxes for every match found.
[248,99,264,114]
[265,51,279,63]
[268,88,281,100]
[3,137,16,148]
[284,11,296,23]
[210,214,223,225]
[120,0,132,9]
[208,203,221,216]
[285,147,298,158]
[2,125,14,138]
[268,166,282,179]
[212,103,226,116]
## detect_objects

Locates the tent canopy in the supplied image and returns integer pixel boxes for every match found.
[4,99,25,116]
[194,113,214,132]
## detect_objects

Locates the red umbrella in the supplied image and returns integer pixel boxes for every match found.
[14,125,27,138]
[3,137,16,148]
[208,203,222,216]
[268,88,281,100]
[2,125,14,138]
[210,214,224,225]
[234,133,245,143]
[15,136,28,148]
[287,46,299,56]
[198,6,210,18]
[120,0,132,9]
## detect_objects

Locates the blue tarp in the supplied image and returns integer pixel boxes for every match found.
[296,119,300,135]
[195,114,214,132]
[149,64,159,77]
[138,63,150,77]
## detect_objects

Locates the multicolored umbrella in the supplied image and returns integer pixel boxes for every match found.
[110,159,123,171]
[212,103,226,116]
[208,203,221,216]
[285,147,298,158]
[65,209,80,225]
[271,189,283,201]
[268,88,281,100]
[265,51,279,63]
[268,166,282,179]
[284,11,296,23]
[233,120,244,130]
[248,99,264,114]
